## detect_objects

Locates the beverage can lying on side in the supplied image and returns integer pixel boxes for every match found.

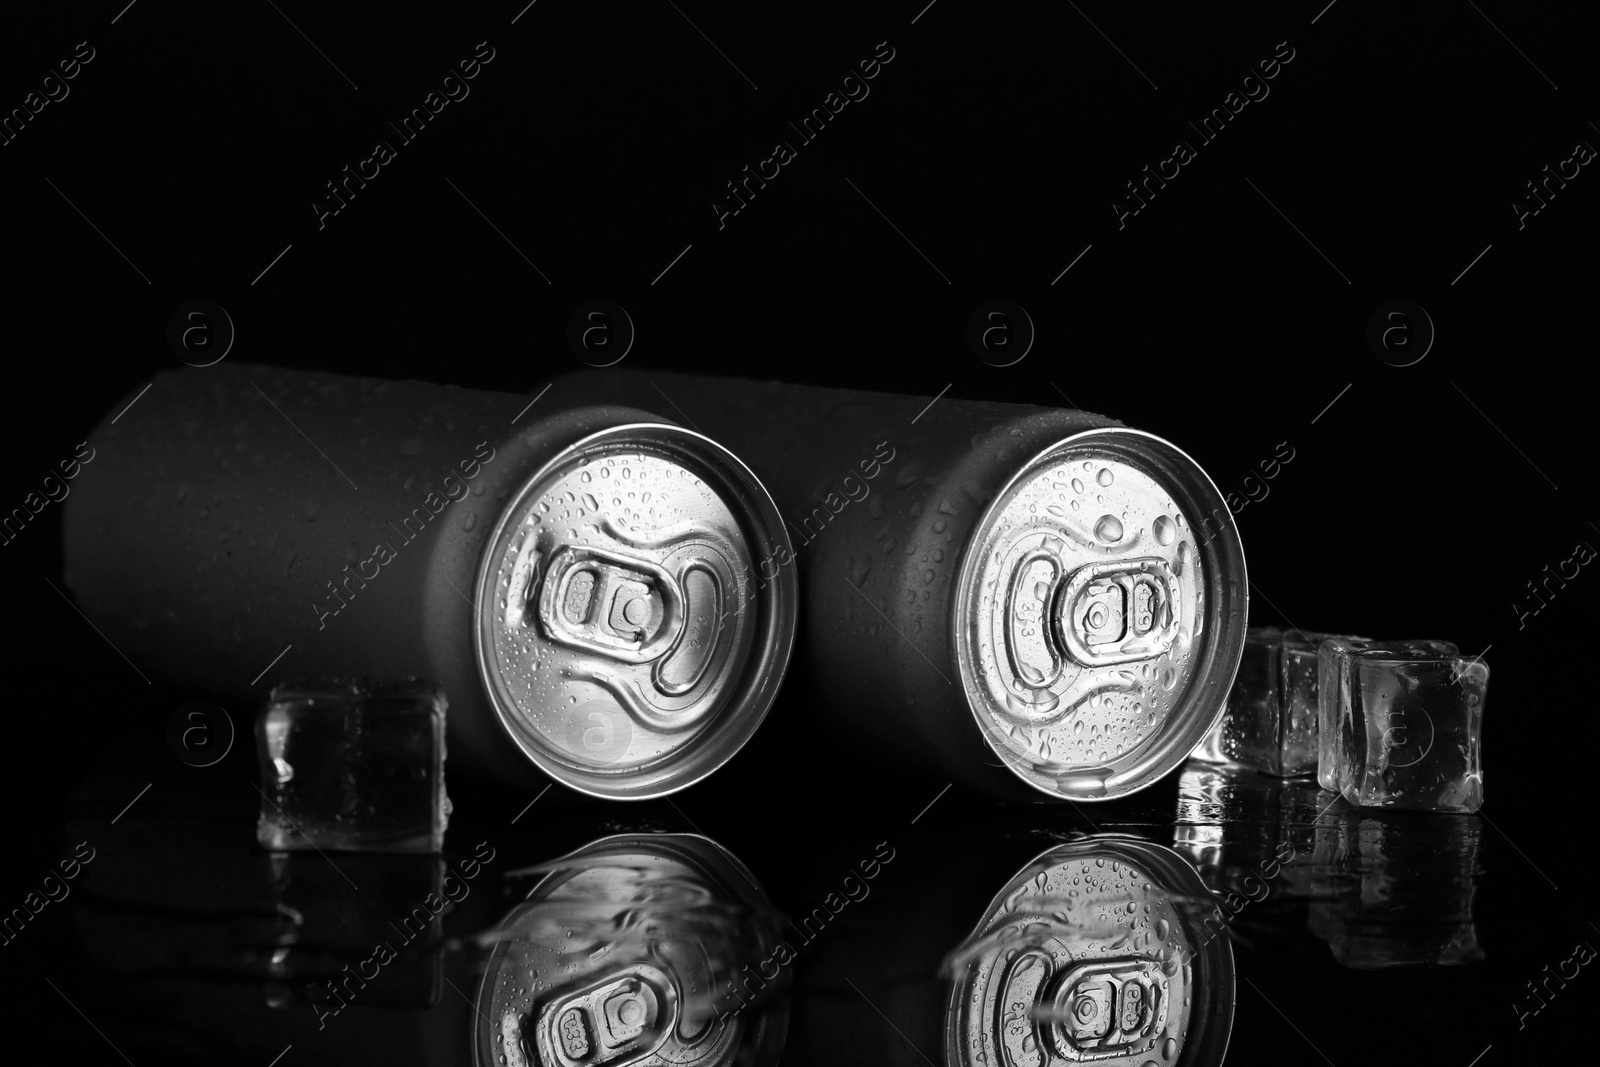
[62,364,797,799]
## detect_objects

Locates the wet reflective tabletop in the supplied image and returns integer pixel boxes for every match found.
[6,668,1580,1067]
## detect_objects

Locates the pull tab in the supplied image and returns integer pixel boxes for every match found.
[1046,956,1162,1057]
[1055,557,1179,666]
[534,963,676,1066]
[536,546,686,664]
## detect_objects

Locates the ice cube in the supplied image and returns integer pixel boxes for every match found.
[1315,636,1374,791]
[1191,626,1281,768]
[1194,627,1366,776]
[255,678,449,853]
[1317,640,1485,812]
[1278,629,1350,776]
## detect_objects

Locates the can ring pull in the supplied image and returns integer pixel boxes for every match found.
[536,546,686,664]
[533,962,676,1066]
[1053,557,1180,667]
[1044,956,1163,1057]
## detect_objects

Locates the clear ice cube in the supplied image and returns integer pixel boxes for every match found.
[1317,640,1485,812]
[1194,627,1366,777]
[1315,636,1373,791]
[255,678,449,853]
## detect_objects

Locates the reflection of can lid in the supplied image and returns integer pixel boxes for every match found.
[471,834,788,1067]
[475,424,796,799]
[943,836,1234,1067]
[953,430,1247,800]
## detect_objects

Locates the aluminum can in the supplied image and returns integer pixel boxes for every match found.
[474,833,788,1067]
[552,372,1247,802]
[62,364,796,797]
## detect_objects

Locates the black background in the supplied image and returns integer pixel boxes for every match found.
[1,2,1595,1063]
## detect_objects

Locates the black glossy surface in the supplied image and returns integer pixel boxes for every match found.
[0,651,1586,1065]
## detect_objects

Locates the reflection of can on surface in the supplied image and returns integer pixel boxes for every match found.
[62,364,796,797]
[474,833,788,1067]
[785,826,1233,1067]
[553,372,1247,801]
[943,836,1234,1067]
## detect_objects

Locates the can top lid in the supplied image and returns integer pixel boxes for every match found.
[474,424,795,800]
[953,428,1247,801]
[942,836,1233,1067]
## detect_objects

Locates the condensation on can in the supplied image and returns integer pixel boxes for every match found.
[942,835,1234,1067]
[473,424,796,799]
[953,429,1247,801]
[472,834,788,1067]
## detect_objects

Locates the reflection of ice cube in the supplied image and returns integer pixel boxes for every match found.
[1173,764,1328,901]
[255,678,449,853]
[265,852,445,1008]
[1309,809,1484,968]
[1317,641,1484,812]
[1194,627,1364,777]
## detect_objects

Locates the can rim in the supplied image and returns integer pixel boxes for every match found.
[472,421,797,800]
[503,831,769,904]
[951,427,1248,801]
